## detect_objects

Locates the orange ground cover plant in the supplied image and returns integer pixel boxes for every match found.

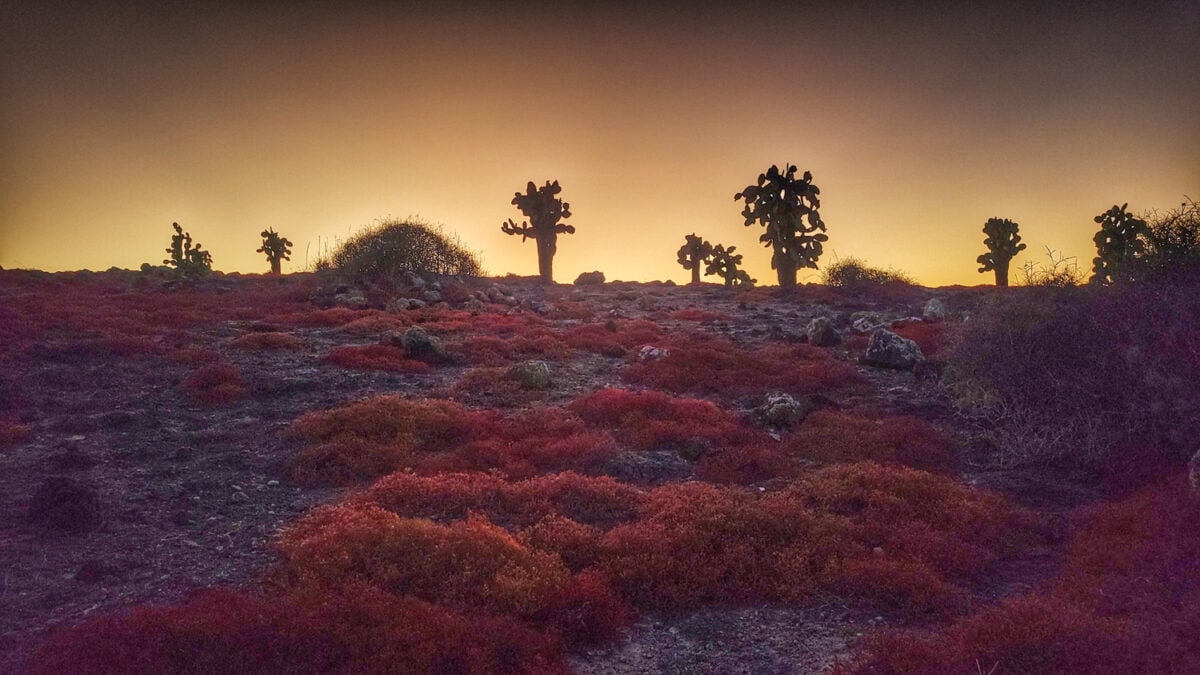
[180,359,245,406]
[229,331,305,350]
[322,344,432,373]
[27,586,568,675]
[782,410,956,473]
[560,319,664,357]
[850,474,1200,673]
[568,388,755,452]
[622,333,865,399]
[291,398,624,485]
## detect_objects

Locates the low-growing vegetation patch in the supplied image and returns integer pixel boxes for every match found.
[622,333,866,400]
[851,474,1200,673]
[322,344,432,374]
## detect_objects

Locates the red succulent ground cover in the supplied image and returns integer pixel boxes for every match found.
[852,474,1200,674]
[622,332,866,400]
[9,270,1196,673]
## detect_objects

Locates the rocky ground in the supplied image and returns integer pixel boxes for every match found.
[0,271,1097,673]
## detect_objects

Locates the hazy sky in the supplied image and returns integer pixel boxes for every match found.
[2,1,1197,285]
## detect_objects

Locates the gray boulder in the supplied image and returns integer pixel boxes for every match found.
[757,393,805,429]
[806,316,842,347]
[402,326,449,363]
[923,298,948,322]
[505,360,551,390]
[863,328,925,370]
[332,288,367,309]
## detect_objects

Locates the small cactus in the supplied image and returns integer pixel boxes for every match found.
[501,180,574,283]
[1091,203,1149,284]
[257,227,293,275]
[976,217,1026,287]
[677,234,714,285]
[163,222,213,278]
[705,244,755,288]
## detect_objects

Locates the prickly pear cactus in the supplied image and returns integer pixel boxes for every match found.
[163,222,213,278]
[1091,203,1149,284]
[734,164,826,287]
[677,233,714,285]
[257,227,293,275]
[976,217,1026,287]
[501,180,575,283]
[705,244,755,288]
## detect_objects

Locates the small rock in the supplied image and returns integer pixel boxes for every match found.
[574,271,606,286]
[402,326,450,363]
[637,345,669,362]
[401,270,426,289]
[863,328,925,370]
[380,330,406,348]
[463,298,486,313]
[422,290,442,304]
[505,360,551,390]
[922,297,948,322]
[757,393,806,429]
[635,295,658,311]
[332,288,367,309]
[230,491,250,503]
[806,316,842,347]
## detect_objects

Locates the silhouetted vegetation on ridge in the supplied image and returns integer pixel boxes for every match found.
[735,164,826,288]
[316,217,481,282]
[501,179,574,284]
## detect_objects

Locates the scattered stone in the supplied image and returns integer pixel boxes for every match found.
[380,330,406,348]
[230,491,250,503]
[922,297,948,322]
[863,328,925,370]
[422,290,442,304]
[505,360,551,390]
[757,393,806,429]
[400,270,426,289]
[531,301,556,315]
[850,312,885,334]
[332,288,367,309]
[635,295,658,311]
[385,297,424,313]
[637,345,669,362]
[604,450,692,484]
[806,316,842,347]
[402,326,449,363]
[463,298,486,313]
[574,271,606,286]
[28,476,103,533]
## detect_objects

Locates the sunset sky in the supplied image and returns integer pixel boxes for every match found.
[2,1,1197,286]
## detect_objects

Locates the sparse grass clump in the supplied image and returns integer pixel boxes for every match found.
[316,218,482,283]
[822,257,914,288]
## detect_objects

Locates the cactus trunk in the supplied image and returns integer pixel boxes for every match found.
[536,236,555,283]
[776,257,798,288]
[270,259,282,275]
[993,259,1009,288]
[691,266,701,285]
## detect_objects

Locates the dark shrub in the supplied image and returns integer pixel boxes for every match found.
[318,218,482,282]
[946,282,1200,475]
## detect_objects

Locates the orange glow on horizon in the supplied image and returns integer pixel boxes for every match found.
[1,3,1196,287]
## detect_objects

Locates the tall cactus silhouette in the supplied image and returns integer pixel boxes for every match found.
[976,217,1026,287]
[501,180,574,283]
[163,222,213,278]
[734,164,826,287]
[1091,203,1149,284]
[677,233,714,285]
[705,244,755,288]
[257,227,293,275]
